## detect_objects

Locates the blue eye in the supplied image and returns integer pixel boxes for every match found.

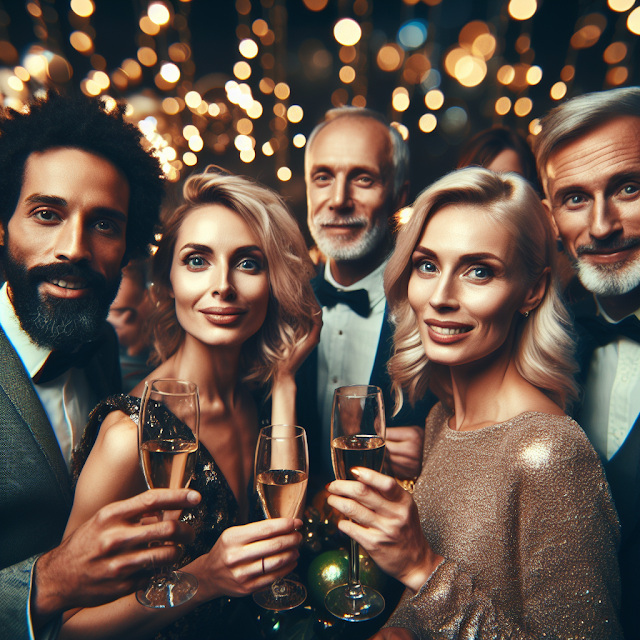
[186,255,206,269]
[238,258,263,272]
[417,260,436,274]
[468,266,492,280]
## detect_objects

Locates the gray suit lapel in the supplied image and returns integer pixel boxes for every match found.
[0,325,72,504]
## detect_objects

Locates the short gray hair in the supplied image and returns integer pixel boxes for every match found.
[305,107,410,203]
[533,86,640,193]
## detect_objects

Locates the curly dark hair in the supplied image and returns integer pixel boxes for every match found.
[0,91,165,261]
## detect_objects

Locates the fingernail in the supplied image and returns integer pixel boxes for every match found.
[187,490,201,503]
[350,468,361,478]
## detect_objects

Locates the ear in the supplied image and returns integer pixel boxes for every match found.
[395,181,410,211]
[541,198,561,241]
[520,267,550,316]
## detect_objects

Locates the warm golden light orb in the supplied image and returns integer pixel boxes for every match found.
[277,167,292,182]
[183,125,199,139]
[334,18,362,46]
[160,62,180,83]
[240,149,256,163]
[419,113,437,132]
[604,42,627,64]
[550,81,567,100]
[183,152,197,166]
[139,16,160,36]
[339,65,356,83]
[70,31,93,53]
[163,97,180,115]
[239,39,259,59]
[71,0,94,18]
[497,64,515,84]
[293,134,306,148]
[392,122,409,140]
[185,91,202,109]
[148,3,170,26]
[608,0,635,11]
[392,87,410,112]
[425,89,444,110]
[377,44,404,72]
[495,96,511,115]
[508,0,537,21]
[514,97,532,116]
[138,47,157,67]
[526,65,542,85]
[628,7,640,35]
[274,82,290,100]
[303,0,329,10]
[262,141,274,156]
[234,61,252,80]
[287,105,304,123]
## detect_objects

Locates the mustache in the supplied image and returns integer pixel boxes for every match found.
[314,214,369,228]
[576,237,640,257]
[28,262,108,289]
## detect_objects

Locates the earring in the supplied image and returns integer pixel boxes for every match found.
[524,311,530,318]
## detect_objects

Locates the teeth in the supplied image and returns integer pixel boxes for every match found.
[51,278,84,290]
[430,325,470,336]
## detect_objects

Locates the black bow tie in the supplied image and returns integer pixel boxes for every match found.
[313,277,370,318]
[576,314,640,347]
[33,339,105,384]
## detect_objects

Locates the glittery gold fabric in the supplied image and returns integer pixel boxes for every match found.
[385,403,622,639]
[71,394,259,640]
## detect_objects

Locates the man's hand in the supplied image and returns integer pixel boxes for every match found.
[385,426,424,480]
[32,489,200,627]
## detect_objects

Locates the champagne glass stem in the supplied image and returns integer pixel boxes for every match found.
[348,538,364,598]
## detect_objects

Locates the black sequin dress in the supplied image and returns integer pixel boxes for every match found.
[71,394,262,640]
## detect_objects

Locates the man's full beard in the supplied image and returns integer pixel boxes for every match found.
[571,237,640,297]
[2,246,121,351]
[309,214,388,262]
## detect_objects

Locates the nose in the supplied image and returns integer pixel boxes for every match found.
[589,194,622,240]
[211,265,235,300]
[54,216,92,263]
[429,273,459,312]
[329,175,352,212]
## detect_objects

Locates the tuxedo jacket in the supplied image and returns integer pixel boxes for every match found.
[297,270,436,491]
[0,324,121,640]
[571,297,640,638]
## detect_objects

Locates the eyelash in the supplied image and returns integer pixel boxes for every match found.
[414,259,494,281]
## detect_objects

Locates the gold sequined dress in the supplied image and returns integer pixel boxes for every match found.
[71,394,260,640]
[385,403,622,639]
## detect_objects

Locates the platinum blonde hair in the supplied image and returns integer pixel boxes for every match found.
[385,167,579,412]
[149,166,317,387]
[305,106,410,203]
[533,86,640,195]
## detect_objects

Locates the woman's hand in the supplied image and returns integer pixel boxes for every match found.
[385,426,424,480]
[326,467,443,594]
[187,518,303,602]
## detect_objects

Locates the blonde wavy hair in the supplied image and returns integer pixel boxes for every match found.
[148,166,317,387]
[385,167,579,412]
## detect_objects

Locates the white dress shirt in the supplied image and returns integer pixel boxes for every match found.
[577,300,640,461]
[317,259,387,446]
[0,283,96,470]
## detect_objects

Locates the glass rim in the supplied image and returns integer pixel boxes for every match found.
[334,384,382,399]
[259,424,306,439]
[145,378,199,396]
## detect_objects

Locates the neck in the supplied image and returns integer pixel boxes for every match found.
[328,243,389,287]
[597,285,640,321]
[446,332,523,431]
[167,334,242,406]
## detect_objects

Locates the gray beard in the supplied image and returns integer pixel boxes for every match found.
[572,255,640,296]
[310,216,388,261]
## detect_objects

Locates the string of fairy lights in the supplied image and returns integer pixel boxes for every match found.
[0,0,636,186]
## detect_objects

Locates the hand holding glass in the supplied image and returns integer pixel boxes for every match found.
[326,384,386,621]
[253,424,308,611]
[137,379,200,609]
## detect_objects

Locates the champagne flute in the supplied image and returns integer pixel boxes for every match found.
[325,384,386,621]
[136,379,200,609]
[253,424,308,611]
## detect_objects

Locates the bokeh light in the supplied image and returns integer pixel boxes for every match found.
[377,44,404,72]
[398,20,428,49]
[140,16,160,36]
[560,65,575,82]
[287,105,304,122]
[392,122,409,140]
[403,54,430,84]
[277,167,292,181]
[508,0,537,21]
[497,64,515,84]
[514,97,532,116]
[240,149,256,163]
[148,3,170,26]
[604,42,627,64]
[262,141,274,156]
[628,7,640,35]
[70,32,93,54]
[425,89,444,110]
[239,39,259,59]
[419,113,437,132]
[339,65,356,83]
[495,96,511,115]
[293,134,306,148]
[334,18,362,46]
[234,61,251,80]
[274,82,290,99]
[526,65,543,85]
[392,87,410,112]
[138,47,157,67]
[185,91,201,109]
[529,118,542,135]
[606,66,629,85]
[608,0,634,11]
[183,152,197,166]
[163,97,180,115]
[303,0,329,10]
[550,81,567,100]
[71,0,94,18]
[159,63,180,83]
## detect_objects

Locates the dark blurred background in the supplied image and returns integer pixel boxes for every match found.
[1,0,638,231]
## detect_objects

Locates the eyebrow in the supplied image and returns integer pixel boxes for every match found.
[413,246,506,265]
[24,193,128,222]
[179,243,265,257]
[552,170,640,203]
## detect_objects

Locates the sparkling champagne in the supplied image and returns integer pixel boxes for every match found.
[256,469,308,519]
[141,439,198,490]
[331,434,386,480]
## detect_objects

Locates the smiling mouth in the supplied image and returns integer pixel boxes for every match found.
[428,325,472,336]
[49,278,87,290]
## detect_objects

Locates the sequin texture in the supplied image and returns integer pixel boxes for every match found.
[385,403,622,639]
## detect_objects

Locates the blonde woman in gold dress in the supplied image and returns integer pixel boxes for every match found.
[326,168,621,639]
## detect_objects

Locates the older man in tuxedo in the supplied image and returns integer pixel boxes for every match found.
[534,86,640,639]
[297,107,435,489]
[0,93,198,640]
